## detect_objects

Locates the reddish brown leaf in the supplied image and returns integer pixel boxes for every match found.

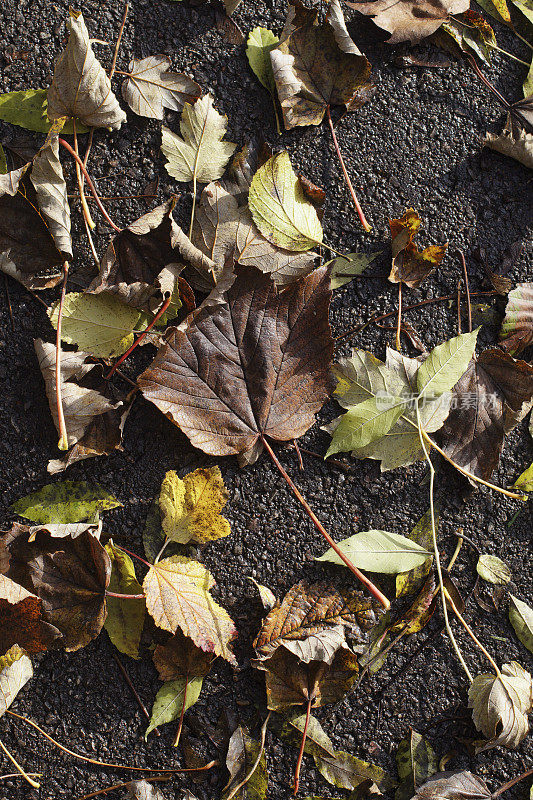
[153,629,212,681]
[388,210,447,289]
[0,574,61,655]
[499,282,533,355]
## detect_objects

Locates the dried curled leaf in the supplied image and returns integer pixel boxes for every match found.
[0,645,33,717]
[468,661,533,750]
[124,781,165,800]
[121,56,201,120]
[509,595,533,654]
[389,210,447,289]
[30,134,72,258]
[411,771,491,800]
[484,127,533,170]
[47,9,126,129]
[0,574,61,655]
[499,282,533,354]
[159,467,231,545]
[153,629,212,681]
[349,0,469,44]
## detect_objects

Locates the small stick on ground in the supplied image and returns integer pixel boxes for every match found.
[111,652,159,736]
[0,738,40,789]
[458,251,472,333]
[55,261,70,451]
[326,105,371,232]
[109,2,129,80]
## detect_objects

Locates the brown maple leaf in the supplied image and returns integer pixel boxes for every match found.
[349,0,469,44]
[0,574,61,655]
[388,209,447,289]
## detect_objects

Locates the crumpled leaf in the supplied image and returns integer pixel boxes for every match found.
[499,282,533,354]
[509,595,533,654]
[349,0,469,44]
[328,251,380,289]
[476,554,512,585]
[124,781,165,800]
[271,0,372,129]
[222,724,268,800]
[12,480,120,524]
[0,89,85,134]
[30,134,72,258]
[396,509,435,598]
[47,9,126,129]
[0,645,33,717]
[34,340,132,471]
[395,729,438,800]
[121,56,201,120]
[104,541,145,660]
[153,629,212,681]
[468,661,533,750]
[0,574,60,655]
[438,10,496,65]
[484,126,533,170]
[145,675,204,738]
[438,347,533,480]
[410,771,491,800]
[317,530,432,574]
[161,94,236,183]
[158,467,231,545]
[388,210,447,288]
[254,581,381,662]
[248,151,323,250]
[143,555,237,663]
[314,749,395,792]
[389,574,437,636]
[138,264,333,464]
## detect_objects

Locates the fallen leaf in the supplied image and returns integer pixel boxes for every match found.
[104,541,145,660]
[484,126,533,170]
[417,330,479,399]
[124,780,165,800]
[509,595,533,654]
[389,574,437,636]
[388,210,447,288]
[327,251,380,289]
[161,94,237,183]
[325,394,408,456]
[438,11,496,66]
[222,724,268,800]
[316,530,432,574]
[396,509,436,598]
[395,729,438,800]
[314,750,395,792]
[270,0,372,129]
[513,461,533,491]
[274,709,336,759]
[145,675,204,738]
[410,771,491,800]
[0,145,6,174]
[30,134,72,258]
[0,89,84,134]
[0,574,60,655]
[12,480,120,524]
[153,629,212,681]
[143,555,237,663]
[248,151,323,250]
[159,467,231,545]
[246,26,279,97]
[475,0,512,23]
[499,282,533,354]
[349,0,469,44]
[468,661,533,750]
[0,645,33,717]
[476,554,512,585]
[47,9,126,129]
[121,56,201,120]
[138,265,333,463]
[250,579,278,612]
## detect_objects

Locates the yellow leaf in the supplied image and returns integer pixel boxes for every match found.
[159,467,231,545]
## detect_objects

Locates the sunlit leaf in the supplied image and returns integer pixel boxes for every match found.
[476,554,512,585]
[317,530,432,574]
[349,0,469,43]
[145,675,203,738]
[12,480,120,524]
[121,55,201,120]
[158,467,231,545]
[509,595,533,654]
[468,661,533,750]
[104,541,145,660]
[0,89,85,134]
[0,645,33,718]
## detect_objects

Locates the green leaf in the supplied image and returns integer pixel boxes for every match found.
[248,151,323,251]
[161,93,237,184]
[327,251,381,289]
[474,0,512,23]
[12,481,121,523]
[0,89,86,134]
[314,750,396,792]
[274,710,336,759]
[0,145,6,175]
[396,509,436,598]
[513,462,533,492]
[48,292,142,359]
[509,595,533,654]
[145,676,203,738]
[395,729,438,800]
[326,395,406,457]
[524,55,533,98]
[417,329,479,398]
[511,0,533,26]
[316,530,432,574]
[476,554,512,585]
[222,724,268,800]
[246,27,279,93]
[104,541,145,660]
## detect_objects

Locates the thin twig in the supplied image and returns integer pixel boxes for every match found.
[260,435,390,609]
[73,119,95,230]
[0,738,40,789]
[55,261,70,451]
[493,767,533,797]
[105,590,144,599]
[0,773,41,782]
[105,295,172,379]
[293,696,312,795]
[111,652,159,736]
[465,54,510,111]
[326,105,371,232]
[457,278,462,335]
[445,593,502,677]
[395,281,402,351]
[109,2,129,80]
[458,251,472,333]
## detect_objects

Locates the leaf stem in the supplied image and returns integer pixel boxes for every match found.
[111,652,159,736]
[485,41,530,66]
[225,713,271,800]
[105,294,172,379]
[58,138,122,233]
[260,435,390,609]
[458,251,472,333]
[189,174,197,240]
[326,105,371,232]
[55,260,70,451]
[293,695,312,796]
[271,91,282,135]
[154,537,170,565]
[72,119,96,231]
[493,767,533,797]
[445,593,502,677]
[0,737,40,789]
[105,589,144,599]
[465,55,511,110]
[109,1,129,80]
[173,673,188,747]
[395,282,402,351]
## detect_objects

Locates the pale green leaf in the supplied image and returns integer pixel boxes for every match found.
[145,676,203,738]
[48,292,142,359]
[0,645,33,718]
[327,251,381,289]
[475,0,512,23]
[417,330,479,398]
[396,729,438,800]
[476,554,512,585]
[104,541,145,660]
[509,595,533,654]
[12,480,121,523]
[316,530,432,574]
[314,749,395,792]
[326,395,406,457]
[248,151,323,251]
[396,509,436,598]
[161,94,237,184]
[0,89,85,134]
[514,462,533,492]
[247,27,279,93]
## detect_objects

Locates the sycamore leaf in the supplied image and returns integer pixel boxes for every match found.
[104,541,145,660]
[161,94,236,184]
[328,251,380,289]
[48,292,142,359]
[468,661,533,750]
[248,152,323,250]
[314,750,395,792]
[145,675,203,738]
[316,530,432,574]
[0,574,60,655]
[417,330,479,399]
[274,710,336,759]
[388,210,447,288]
[270,0,372,129]
[349,0,469,44]
[325,395,407,456]
[247,27,279,95]
[396,509,435,598]
[30,135,72,258]
[139,265,333,463]
[476,554,512,585]
[12,480,120,524]
[47,9,126,129]
[142,555,237,663]
[396,729,438,800]
[0,645,33,717]
[222,724,268,800]
[158,467,231,545]
[484,127,533,170]
[499,283,533,354]
[0,89,85,134]
[411,771,491,800]
[509,595,533,654]
[153,629,212,681]
[121,56,201,120]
